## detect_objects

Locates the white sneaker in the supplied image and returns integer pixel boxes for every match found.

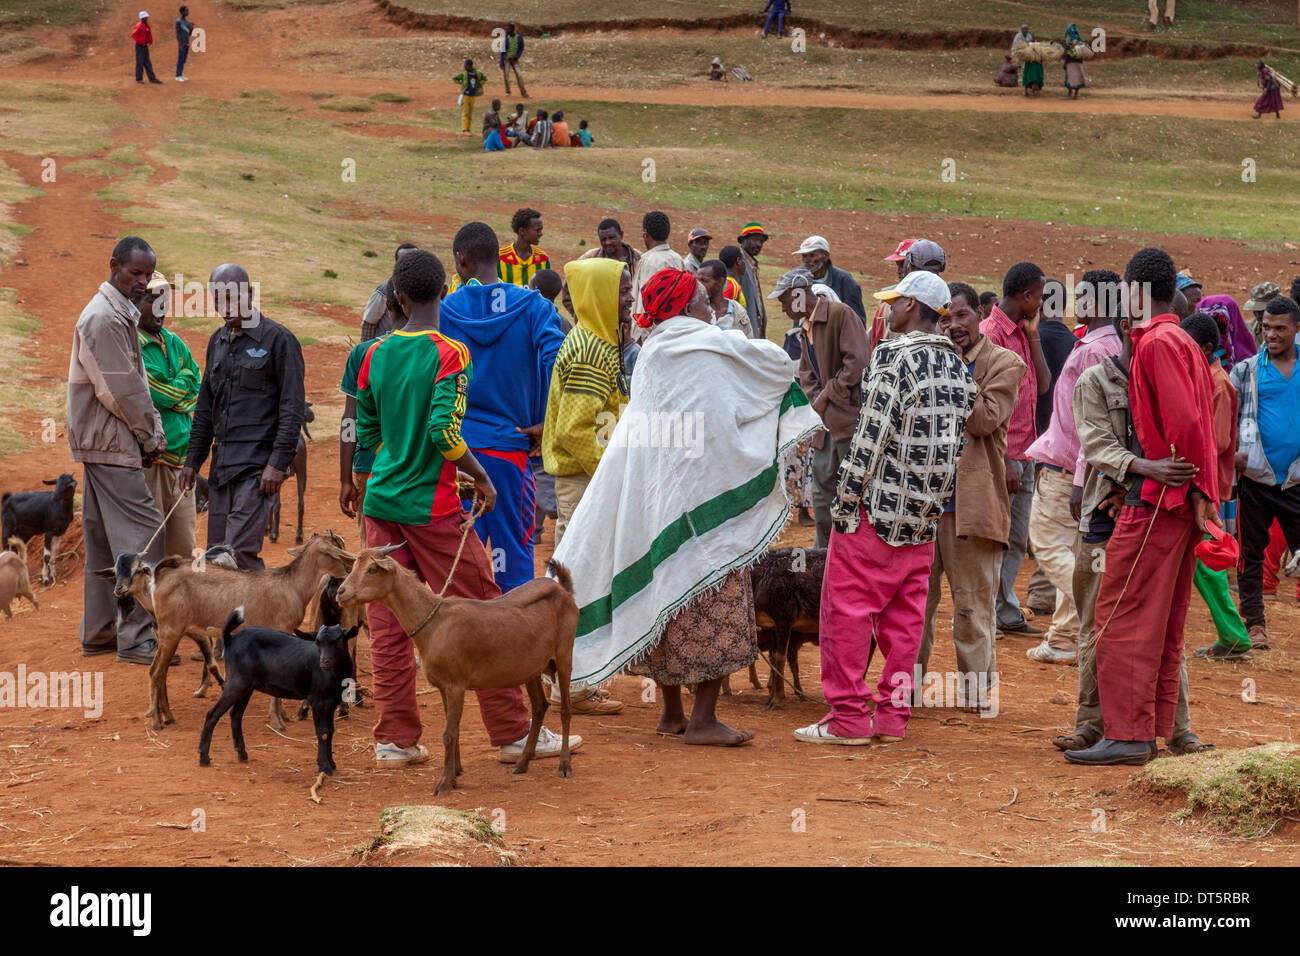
[1026,640,1077,664]
[175,76,187,82]
[794,721,871,745]
[497,725,582,763]
[375,741,429,767]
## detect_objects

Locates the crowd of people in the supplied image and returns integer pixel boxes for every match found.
[66,207,1300,768]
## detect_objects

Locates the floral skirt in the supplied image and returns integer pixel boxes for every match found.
[784,437,816,508]
[629,568,758,687]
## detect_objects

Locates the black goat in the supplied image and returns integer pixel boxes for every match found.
[751,546,826,710]
[2,473,77,586]
[296,575,363,721]
[198,606,357,775]
[267,402,314,545]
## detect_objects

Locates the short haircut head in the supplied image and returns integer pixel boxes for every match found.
[532,268,562,299]
[917,302,942,326]
[700,259,728,281]
[1078,268,1123,320]
[643,210,670,243]
[1122,247,1177,303]
[597,218,622,235]
[1265,295,1300,324]
[394,242,418,260]
[552,110,564,122]
[112,235,153,263]
[452,221,501,268]
[1180,311,1221,350]
[392,250,445,304]
[1290,276,1300,302]
[718,245,743,268]
[947,281,979,312]
[511,207,542,235]
[1002,261,1045,299]
[579,119,588,129]
[978,291,999,307]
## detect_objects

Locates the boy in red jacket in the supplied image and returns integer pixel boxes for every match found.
[132,11,163,84]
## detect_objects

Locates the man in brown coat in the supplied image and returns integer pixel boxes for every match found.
[917,282,1026,707]
[777,267,869,548]
[68,236,169,664]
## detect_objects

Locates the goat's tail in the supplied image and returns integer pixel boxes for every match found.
[222,606,245,644]
[545,559,573,595]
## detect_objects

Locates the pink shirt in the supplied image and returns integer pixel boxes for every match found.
[1025,325,1122,478]
[979,306,1038,459]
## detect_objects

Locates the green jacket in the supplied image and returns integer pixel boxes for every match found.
[453,69,487,96]
[138,326,201,467]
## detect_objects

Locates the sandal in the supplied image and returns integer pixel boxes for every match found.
[1167,733,1215,756]
[1053,726,1101,751]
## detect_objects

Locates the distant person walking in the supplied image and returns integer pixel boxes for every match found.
[132,11,163,84]
[174,6,193,82]
[1254,60,1285,120]
[453,58,487,135]
[499,23,528,97]
[762,0,791,39]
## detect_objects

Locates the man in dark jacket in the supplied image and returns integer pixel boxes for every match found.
[179,264,305,569]
[793,235,866,322]
[499,22,528,97]
[776,267,869,548]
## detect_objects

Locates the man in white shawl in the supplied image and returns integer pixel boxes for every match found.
[553,267,821,745]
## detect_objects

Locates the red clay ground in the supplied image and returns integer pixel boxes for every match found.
[1,1,1298,866]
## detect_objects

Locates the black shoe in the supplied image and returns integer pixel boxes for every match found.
[998,620,1043,637]
[148,78,163,84]
[117,639,180,666]
[1064,738,1155,766]
[82,643,116,658]
[1027,605,1055,617]
[1194,642,1251,661]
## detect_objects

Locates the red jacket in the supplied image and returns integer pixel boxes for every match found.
[1130,313,1219,514]
[132,21,152,46]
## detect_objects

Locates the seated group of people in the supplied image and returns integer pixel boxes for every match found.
[482,99,593,151]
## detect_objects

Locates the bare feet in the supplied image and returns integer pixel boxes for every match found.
[656,717,687,736]
[684,721,754,746]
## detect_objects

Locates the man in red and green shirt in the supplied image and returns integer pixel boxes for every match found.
[356,249,578,768]
[136,270,200,558]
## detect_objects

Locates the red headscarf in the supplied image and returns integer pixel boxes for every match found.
[635,267,699,328]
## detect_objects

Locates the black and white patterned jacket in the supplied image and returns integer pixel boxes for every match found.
[831,331,976,544]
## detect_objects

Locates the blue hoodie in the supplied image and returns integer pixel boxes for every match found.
[439,282,565,453]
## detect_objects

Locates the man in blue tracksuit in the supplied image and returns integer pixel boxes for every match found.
[440,221,563,593]
[762,0,791,38]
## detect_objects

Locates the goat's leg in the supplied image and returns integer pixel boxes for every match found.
[789,644,808,699]
[514,677,549,776]
[42,532,59,586]
[347,634,363,709]
[198,686,241,765]
[19,581,38,612]
[188,629,220,698]
[229,691,254,761]
[435,687,465,795]
[150,628,185,728]
[748,661,762,690]
[312,705,336,774]
[267,695,295,732]
[266,495,279,543]
[556,665,572,779]
[765,627,789,710]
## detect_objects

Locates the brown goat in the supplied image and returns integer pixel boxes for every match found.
[0,551,38,618]
[110,531,355,730]
[336,548,577,795]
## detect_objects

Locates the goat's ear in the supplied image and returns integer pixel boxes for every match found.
[92,567,117,580]
[344,624,360,640]
[292,628,316,641]
[285,546,303,557]
[43,479,57,486]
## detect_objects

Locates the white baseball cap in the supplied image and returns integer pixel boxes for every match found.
[793,235,830,256]
[139,10,150,18]
[873,270,951,315]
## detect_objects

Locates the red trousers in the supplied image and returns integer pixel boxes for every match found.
[1094,505,1200,741]
[365,513,530,749]
[1261,520,1299,597]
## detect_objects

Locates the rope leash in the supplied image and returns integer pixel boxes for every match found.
[405,495,487,639]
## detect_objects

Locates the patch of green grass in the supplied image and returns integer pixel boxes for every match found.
[319,98,375,113]
[369,92,413,103]
[0,0,108,31]
[62,158,123,177]
[0,82,131,155]
[1139,742,1300,836]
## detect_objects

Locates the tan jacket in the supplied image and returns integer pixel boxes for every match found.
[797,298,868,447]
[1073,354,1136,532]
[67,281,164,467]
[953,336,1025,545]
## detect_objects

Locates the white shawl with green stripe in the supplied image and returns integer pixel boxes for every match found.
[552,315,822,685]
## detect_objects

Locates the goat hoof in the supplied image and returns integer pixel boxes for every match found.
[193,688,208,699]
[765,700,782,711]
[558,762,572,778]
[295,535,304,545]
[198,754,210,766]
[511,762,531,776]
[433,779,457,795]
[237,751,248,762]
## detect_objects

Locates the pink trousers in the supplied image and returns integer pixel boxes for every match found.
[818,520,935,739]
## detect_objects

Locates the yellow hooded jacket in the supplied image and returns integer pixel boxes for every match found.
[542,258,629,477]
